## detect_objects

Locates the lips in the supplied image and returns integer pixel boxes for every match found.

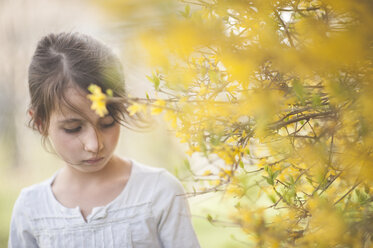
[83,157,104,164]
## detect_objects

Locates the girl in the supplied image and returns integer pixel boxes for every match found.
[8,32,200,248]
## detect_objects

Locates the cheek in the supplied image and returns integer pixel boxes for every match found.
[105,126,120,148]
[49,131,82,155]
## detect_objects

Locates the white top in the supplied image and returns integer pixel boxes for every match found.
[8,159,200,248]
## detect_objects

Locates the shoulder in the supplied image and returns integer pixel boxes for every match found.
[131,159,184,193]
[22,176,51,198]
[128,159,186,202]
[13,175,53,213]
[156,169,185,195]
[131,159,166,175]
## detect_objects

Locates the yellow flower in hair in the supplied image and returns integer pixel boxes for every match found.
[87,84,110,117]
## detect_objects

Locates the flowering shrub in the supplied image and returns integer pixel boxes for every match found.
[95,0,373,246]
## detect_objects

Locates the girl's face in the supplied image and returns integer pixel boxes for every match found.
[47,86,120,173]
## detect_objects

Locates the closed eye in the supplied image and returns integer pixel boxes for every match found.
[64,126,82,133]
[101,120,116,129]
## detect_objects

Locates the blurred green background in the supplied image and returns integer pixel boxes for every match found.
[0,0,249,247]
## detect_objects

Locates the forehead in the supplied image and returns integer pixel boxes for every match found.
[51,86,96,120]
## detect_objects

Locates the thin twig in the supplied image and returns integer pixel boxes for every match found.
[269,111,336,130]
[334,181,361,205]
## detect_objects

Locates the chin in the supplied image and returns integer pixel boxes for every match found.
[75,164,106,173]
[66,160,105,173]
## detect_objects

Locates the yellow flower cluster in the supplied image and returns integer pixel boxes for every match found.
[86,84,113,117]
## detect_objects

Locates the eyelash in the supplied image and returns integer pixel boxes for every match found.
[64,126,82,133]
[63,121,116,134]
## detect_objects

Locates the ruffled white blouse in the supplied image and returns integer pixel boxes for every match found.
[8,159,200,248]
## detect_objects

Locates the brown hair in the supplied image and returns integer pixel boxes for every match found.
[28,32,150,146]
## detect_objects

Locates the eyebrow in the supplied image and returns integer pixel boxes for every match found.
[58,116,113,124]
[58,118,83,124]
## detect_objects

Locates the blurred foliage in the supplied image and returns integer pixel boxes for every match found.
[97,0,373,247]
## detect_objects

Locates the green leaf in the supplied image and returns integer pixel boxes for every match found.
[266,166,273,177]
[207,214,213,223]
[287,175,295,185]
[283,187,296,204]
[273,170,281,181]
[268,194,277,203]
[173,167,179,177]
[312,93,322,108]
[153,76,160,91]
[239,161,244,168]
[178,4,191,18]
[211,134,221,146]
[274,188,282,198]
[293,79,306,105]
[364,184,370,194]
[355,189,368,204]
[199,141,208,156]
[263,176,274,186]
[185,4,190,17]
[184,159,191,171]
[146,75,152,82]
[146,73,160,91]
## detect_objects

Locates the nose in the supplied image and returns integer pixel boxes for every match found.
[82,126,104,153]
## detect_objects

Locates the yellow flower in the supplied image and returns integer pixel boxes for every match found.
[151,99,166,115]
[226,184,245,197]
[198,85,208,96]
[186,148,194,156]
[209,179,221,186]
[87,84,109,117]
[164,110,178,129]
[127,103,147,116]
[202,170,212,176]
